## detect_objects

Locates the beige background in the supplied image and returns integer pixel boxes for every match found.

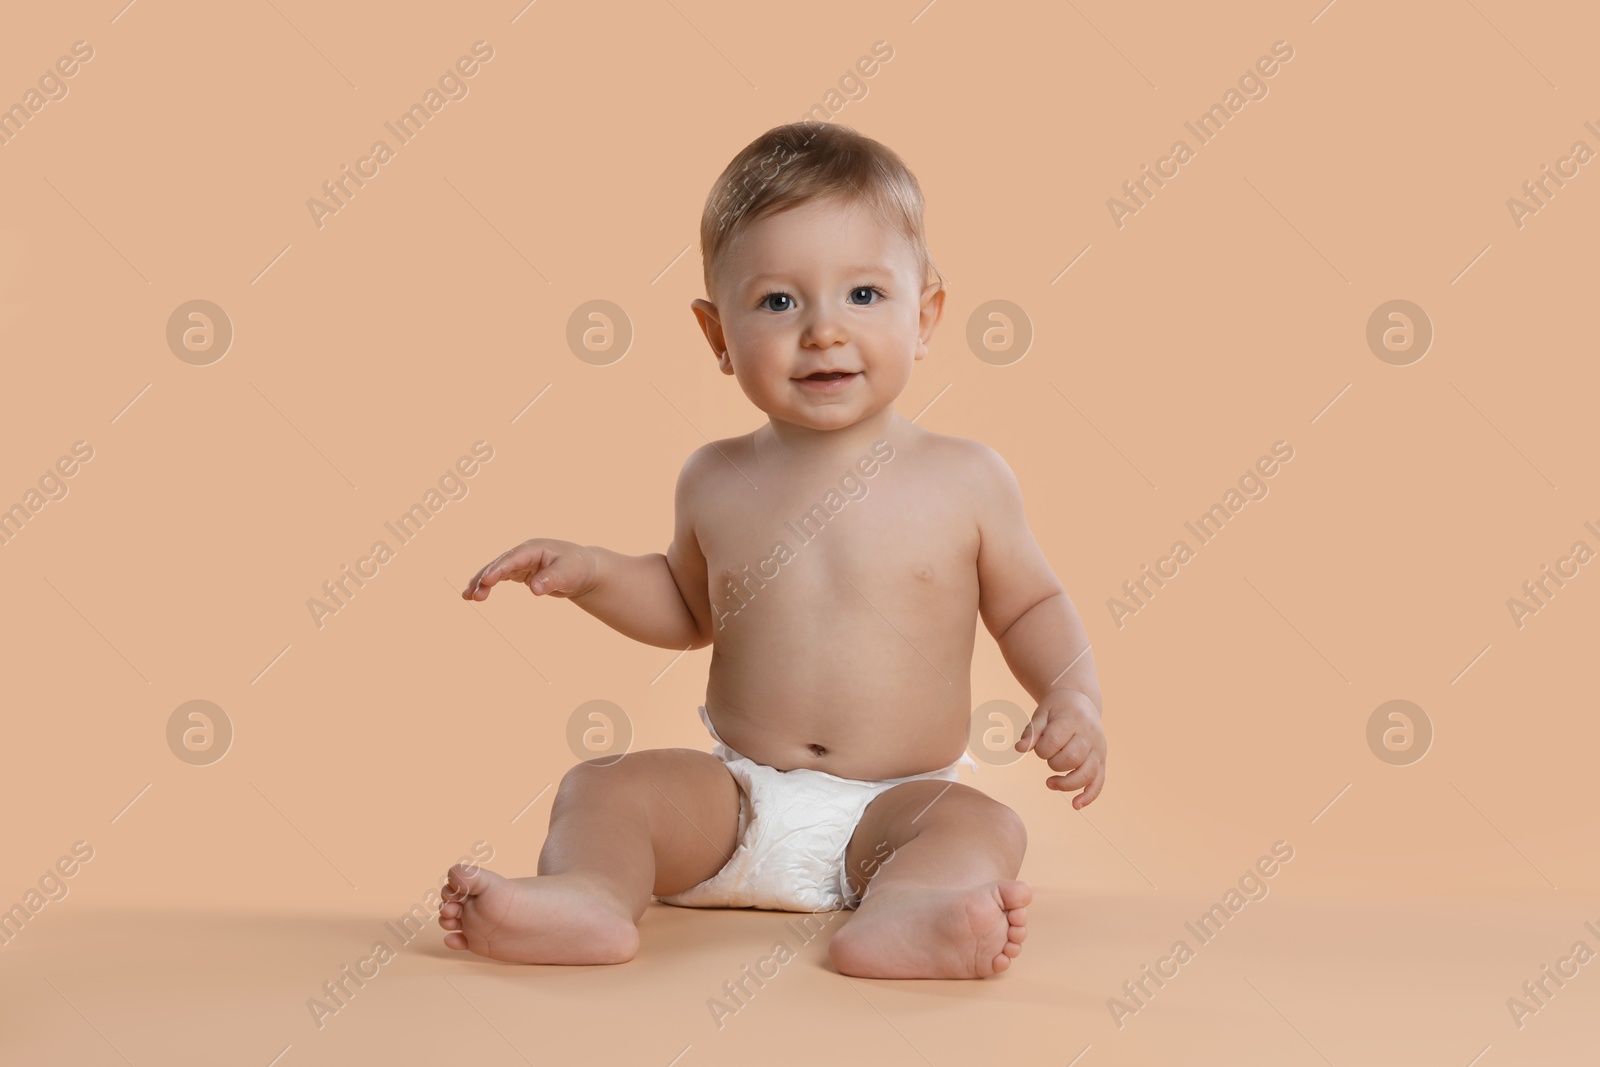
[2,0,1597,1064]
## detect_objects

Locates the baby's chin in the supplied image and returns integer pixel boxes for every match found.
[761,397,894,434]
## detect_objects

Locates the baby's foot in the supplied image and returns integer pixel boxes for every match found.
[438,864,639,965]
[827,879,1030,979]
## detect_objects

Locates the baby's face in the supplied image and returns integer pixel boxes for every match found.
[694,196,940,433]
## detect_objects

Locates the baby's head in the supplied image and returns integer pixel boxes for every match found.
[691,122,945,433]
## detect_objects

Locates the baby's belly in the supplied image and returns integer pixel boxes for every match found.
[704,620,978,781]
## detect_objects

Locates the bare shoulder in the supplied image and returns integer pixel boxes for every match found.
[684,431,761,478]
[905,428,1021,503]
[675,431,760,503]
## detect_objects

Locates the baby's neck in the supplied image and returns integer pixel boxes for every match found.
[761,406,902,462]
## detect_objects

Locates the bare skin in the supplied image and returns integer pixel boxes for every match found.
[441,193,1105,978]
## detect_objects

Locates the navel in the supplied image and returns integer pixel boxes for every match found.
[808,742,828,757]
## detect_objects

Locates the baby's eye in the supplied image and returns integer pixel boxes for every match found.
[848,286,886,305]
[759,291,794,312]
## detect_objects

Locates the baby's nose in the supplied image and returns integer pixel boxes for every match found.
[801,312,848,347]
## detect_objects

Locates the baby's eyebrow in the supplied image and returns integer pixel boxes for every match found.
[744,265,895,286]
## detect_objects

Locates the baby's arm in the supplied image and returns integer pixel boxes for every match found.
[460,449,715,650]
[965,444,1106,806]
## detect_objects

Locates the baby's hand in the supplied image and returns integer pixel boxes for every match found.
[1015,690,1106,808]
[461,539,597,601]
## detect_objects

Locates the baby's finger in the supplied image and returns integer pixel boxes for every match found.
[1047,753,1099,794]
[487,544,555,598]
[443,867,476,898]
[1016,705,1051,752]
[462,564,493,599]
[1044,731,1091,773]
[1032,715,1072,758]
[1072,764,1107,809]
[527,559,569,595]
[482,547,528,584]
[464,549,517,599]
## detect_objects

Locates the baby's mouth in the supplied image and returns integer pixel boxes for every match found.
[797,371,858,381]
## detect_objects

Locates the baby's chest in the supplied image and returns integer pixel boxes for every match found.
[701,489,977,597]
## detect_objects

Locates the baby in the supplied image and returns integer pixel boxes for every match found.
[440,122,1105,980]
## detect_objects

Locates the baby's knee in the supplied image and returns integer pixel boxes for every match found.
[984,798,1027,854]
[558,755,631,795]
[943,789,1026,853]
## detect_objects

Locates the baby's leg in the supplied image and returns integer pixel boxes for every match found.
[439,748,739,964]
[828,781,1029,979]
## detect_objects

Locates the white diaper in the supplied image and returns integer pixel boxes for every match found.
[656,705,977,913]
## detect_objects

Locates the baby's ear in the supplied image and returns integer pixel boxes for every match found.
[689,298,734,374]
[915,282,946,360]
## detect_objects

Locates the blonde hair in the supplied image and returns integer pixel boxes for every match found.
[699,121,940,299]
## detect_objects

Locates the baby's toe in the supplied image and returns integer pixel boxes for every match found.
[996,879,1032,911]
[447,863,504,898]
